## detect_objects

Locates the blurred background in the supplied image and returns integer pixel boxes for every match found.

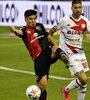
[0,1,90,100]
[0,0,90,29]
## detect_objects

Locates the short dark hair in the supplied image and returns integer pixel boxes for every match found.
[24,9,37,17]
[72,0,82,5]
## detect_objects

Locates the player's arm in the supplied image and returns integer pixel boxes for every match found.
[47,34,59,58]
[47,34,57,46]
[49,18,62,36]
[9,26,23,36]
[49,27,57,36]
[86,33,90,40]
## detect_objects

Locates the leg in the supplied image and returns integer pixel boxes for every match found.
[34,47,53,100]
[37,75,47,100]
[75,70,87,85]
[62,70,88,100]
[76,71,87,100]
[61,53,89,100]
[51,45,70,68]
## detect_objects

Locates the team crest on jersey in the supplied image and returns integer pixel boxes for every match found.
[81,24,85,29]
[34,32,38,37]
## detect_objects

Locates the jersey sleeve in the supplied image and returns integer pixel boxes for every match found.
[54,18,64,30]
[20,26,26,33]
[20,26,26,37]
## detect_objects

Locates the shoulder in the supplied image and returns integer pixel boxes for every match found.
[62,16,70,20]
[36,23,44,28]
[63,16,70,19]
[20,26,26,37]
[36,23,45,30]
[58,16,70,22]
[81,15,90,22]
[20,26,26,31]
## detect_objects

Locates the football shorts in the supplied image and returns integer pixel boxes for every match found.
[69,53,89,76]
[34,47,58,82]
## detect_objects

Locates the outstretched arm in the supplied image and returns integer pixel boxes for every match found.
[47,34,57,46]
[9,26,23,36]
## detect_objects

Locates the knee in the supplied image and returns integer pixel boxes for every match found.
[37,75,47,92]
[76,71,88,85]
[38,83,47,92]
[83,77,88,85]
[80,76,88,85]
[37,81,47,92]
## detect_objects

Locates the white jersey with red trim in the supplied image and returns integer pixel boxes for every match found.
[54,15,90,75]
[54,15,90,54]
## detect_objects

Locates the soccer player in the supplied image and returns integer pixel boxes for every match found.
[49,0,90,100]
[9,9,69,100]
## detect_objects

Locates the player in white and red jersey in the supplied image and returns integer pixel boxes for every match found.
[49,0,90,100]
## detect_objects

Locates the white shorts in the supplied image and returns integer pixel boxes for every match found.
[68,53,89,76]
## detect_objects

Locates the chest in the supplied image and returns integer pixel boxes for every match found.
[62,18,87,36]
[26,28,44,41]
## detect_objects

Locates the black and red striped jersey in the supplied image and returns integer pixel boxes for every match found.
[20,23,51,61]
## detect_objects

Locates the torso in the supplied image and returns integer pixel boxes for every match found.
[21,23,51,61]
[55,15,90,55]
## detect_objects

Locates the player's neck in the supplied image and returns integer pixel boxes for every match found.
[26,26,34,29]
[72,14,81,20]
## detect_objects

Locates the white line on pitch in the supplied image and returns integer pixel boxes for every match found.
[0,66,90,80]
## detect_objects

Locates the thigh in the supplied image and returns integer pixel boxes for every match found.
[75,70,87,79]
[75,70,88,84]
[69,53,89,76]
[51,45,58,59]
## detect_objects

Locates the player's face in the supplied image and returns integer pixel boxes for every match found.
[71,3,82,19]
[25,15,36,28]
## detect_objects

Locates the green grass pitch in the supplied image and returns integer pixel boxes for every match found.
[0,27,90,100]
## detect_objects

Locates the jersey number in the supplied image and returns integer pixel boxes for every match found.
[82,62,87,69]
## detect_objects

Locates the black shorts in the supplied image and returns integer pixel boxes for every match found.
[34,47,58,82]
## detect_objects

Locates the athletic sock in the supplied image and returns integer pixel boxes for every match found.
[56,48,66,60]
[39,90,47,100]
[56,48,70,68]
[78,84,87,100]
[65,79,81,92]
[65,78,87,100]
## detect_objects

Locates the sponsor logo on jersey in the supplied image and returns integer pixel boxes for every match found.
[30,35,44,43]
[67,30,83,35]
[27,31,31,34]
[34,33,38,37]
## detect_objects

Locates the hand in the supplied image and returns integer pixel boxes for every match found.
[86,34,90,40]
[9,26,16,33]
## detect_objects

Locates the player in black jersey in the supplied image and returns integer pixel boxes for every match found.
[9,9,70,100]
